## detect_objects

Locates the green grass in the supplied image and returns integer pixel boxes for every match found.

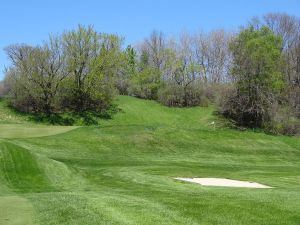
[0,125,78,139]
[0,96,300,224]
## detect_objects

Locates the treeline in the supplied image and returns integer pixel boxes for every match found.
[222,14,300,135]
[1,13,299,134]
[2,26,123,114]
[128,29,233,107]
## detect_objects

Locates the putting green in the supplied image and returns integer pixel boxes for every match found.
[0,196,35,225]
[0,124,78,139]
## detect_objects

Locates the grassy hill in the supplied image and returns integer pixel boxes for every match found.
[0,96,300,225]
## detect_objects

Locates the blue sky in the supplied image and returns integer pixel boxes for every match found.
[1,0,299,80]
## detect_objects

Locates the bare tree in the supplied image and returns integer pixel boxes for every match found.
[141,30,166,71]
[4,36,67,113]
[193,29,233,83]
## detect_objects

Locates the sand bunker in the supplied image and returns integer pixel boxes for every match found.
[175,178,272,188]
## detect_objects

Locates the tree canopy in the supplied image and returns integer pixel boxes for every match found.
[1,13,299,134]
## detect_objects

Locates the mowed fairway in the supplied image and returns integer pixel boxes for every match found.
[0,96,300,225]
[0,124,78,139]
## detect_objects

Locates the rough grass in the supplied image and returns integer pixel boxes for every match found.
[0,96,299,224]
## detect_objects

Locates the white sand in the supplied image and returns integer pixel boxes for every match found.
[175,178,272,188]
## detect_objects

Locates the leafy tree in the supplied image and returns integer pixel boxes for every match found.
[222,26,284,127]
[126,45,137,76]
[250,13,300,119]
[62,25,123,112]
[129,48,161,99]
[62,25,100,111]
[86,33,124,111]
[116,45,136,95]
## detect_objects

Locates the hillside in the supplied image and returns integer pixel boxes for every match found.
[0,96,300,225]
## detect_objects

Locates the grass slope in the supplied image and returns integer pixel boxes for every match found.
[0,96,299,225]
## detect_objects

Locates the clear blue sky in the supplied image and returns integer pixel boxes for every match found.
[1,0,299,80]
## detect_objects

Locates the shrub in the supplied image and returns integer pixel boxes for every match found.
[158,82,209,107]
[263,105,300,135]
[129,68,161,100]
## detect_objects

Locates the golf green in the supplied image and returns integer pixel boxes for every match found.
[0,96,299,225]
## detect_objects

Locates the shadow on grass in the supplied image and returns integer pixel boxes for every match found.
[29,107,120,126]
[212,110,268,134]
[2,99,121,126]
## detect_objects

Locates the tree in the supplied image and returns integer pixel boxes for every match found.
[62,25,100,111]
[145,30,166,70]
[250,13,300,118]
[0,81,3,96]
[129,48,161,100]
[4,40,66,113]
[87,33,124,111]
[128,31,166,100]
[221,26,284,127]
[116,45,136,95]
[4,25,123,114]
[0,70,14,97]
[159,33,202,106]
[62,25,123,112]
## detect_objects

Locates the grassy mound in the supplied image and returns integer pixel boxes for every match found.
[0,96,299,224]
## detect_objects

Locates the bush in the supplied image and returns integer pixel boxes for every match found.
[158,82,210,107]
[129,68,161,100]
[263,106,300,135]
[218,86,300,135]
[264,121,299,136]
[217,87,271,128]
